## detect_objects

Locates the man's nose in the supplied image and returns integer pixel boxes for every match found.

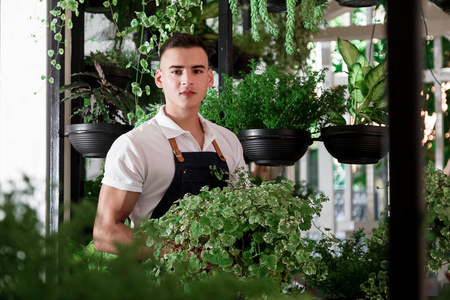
[181,72,193,85]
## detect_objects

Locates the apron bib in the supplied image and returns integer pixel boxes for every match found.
[151,138,229,219]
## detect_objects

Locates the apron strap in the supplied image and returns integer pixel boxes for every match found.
[168,138,184,162]
[212,140,227,162]
[168,138,227,162]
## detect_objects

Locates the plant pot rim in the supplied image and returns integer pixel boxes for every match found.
[321,125,388,135]
[336,0,381,7]
[238,128,311,140]
[66,123,133,135]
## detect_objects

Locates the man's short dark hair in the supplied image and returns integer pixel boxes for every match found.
[159,32,209,62]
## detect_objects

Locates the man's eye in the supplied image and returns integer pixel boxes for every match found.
[172,70,182,74]
[194,70,203,74]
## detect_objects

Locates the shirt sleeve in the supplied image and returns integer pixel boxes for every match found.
[102,134,146,193]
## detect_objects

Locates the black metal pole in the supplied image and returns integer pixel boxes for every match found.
[218,0,233,87]
[46,0,65,234]
[70,4,85,204]
[387,0,425,298]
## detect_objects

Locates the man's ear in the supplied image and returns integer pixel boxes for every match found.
[207,68,214,88]
[155,69,163,88]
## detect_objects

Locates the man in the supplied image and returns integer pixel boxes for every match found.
[93,33,246,256]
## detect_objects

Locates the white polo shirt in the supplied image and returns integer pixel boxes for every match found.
[102,105,246,224]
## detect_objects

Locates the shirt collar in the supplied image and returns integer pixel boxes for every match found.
[155,105,216,141]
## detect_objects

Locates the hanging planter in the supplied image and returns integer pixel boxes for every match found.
[200,62,346,167]
[320,125,389,164]
[335,0,381,7]
[430,0,450,14]
[238,129,312,166]
[66,123,133,158]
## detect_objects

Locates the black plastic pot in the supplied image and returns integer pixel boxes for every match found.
[430,0,450,14]
[238,129,312,166]
[320,125,389,164]
[266,0,301,13]
[66,123,133,158]
[84,65,132,89]
[336,0,380,7]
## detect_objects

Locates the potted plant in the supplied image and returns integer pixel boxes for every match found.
[227,0,329,55]
[320,38,389,165]
[58,62,136,157]
[84,50,134,89]
[200,61,346,166]
[137,169,330,292]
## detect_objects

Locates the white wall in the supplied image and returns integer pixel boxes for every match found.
[0,1,48,221]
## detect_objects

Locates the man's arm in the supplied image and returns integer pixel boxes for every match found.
[93,184,150,257]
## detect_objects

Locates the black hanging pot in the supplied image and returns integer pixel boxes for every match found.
[430,0,450,14]
[336,0,380,7]
[84,65,132,89]
[238,129,312,166]
[66,123,133,158]
[266,0,301,13]
[320,125,389,164]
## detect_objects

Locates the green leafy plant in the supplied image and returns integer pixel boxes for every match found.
[199,61,346,135]
[327,38,388,126]
[425,162,450,273]
[0,177,314,300]
[137,168,329,292]
[57,62,135,124]
[227,0,329,55]
[304,226,388,299]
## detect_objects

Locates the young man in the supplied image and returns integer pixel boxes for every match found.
[93,33,246,256]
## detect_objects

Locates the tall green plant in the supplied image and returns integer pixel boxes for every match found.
[327,38,388,126]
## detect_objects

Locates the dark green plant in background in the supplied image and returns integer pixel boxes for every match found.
[57,62,136,124]
[199,61,346,135]
[425,162,450,274]
[303,227,388,299]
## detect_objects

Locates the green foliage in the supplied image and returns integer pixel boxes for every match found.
[57,62,136,124]
[328,38,388,126]
[199,62,346,135]
[137,168,329,292]
[84,50,136,69]
[128,103,164,128]
[0,177,313,300]
[425,162,450,273]
[304,227,388,299]
[239,0,328,55]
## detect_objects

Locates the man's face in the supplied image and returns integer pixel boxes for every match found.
[155,47,214,115]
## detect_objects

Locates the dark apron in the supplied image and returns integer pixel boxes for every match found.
[150,138,229,219]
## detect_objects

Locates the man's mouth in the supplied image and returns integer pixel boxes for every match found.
[180,90,195,97]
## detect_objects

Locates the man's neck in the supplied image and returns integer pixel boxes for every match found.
[164,106,204,148]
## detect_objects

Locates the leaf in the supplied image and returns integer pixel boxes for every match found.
[56,81,89,93]
[190,220,202,238]
[338,37,369,69]
[348,64,366,97]
[261,254,277,270]
[365,60,387,90]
